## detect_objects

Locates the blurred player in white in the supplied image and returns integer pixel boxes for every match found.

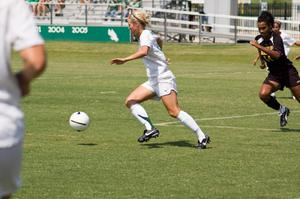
[273,20,300,57]
[0,0,46,198]
[271,20,300,99]
[111,10,210,149]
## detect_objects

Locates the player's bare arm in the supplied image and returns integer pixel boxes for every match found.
[257,49,267,69]
[250,40,281,58]
[16,45,46,96]
[250,41,266,69]
[111,46,149,65]
[294,41,300,46]
[156,37,163,50]
[253,54,259,65]
[294,55,300,61]
[293,41,300,60]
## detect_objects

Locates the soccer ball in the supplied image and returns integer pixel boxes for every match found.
[69,111,90,132]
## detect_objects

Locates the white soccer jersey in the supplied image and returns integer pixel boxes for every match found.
[280,32,295,56]
[139,30,175,83]
[0,0,44,147]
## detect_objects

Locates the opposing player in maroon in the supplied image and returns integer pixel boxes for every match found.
[250,11,300,127]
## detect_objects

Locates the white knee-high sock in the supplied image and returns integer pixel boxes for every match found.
[177,110,206,141]
[130,104,154,130]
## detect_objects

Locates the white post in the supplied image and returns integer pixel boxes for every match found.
[204,0,238,34]
[292,0,300,21]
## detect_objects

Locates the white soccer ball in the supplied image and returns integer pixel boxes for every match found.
[69,111,90,132]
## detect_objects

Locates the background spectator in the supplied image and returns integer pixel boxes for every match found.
[128,0,141,8]
[78,0,94,16]
[55,0,65,16]
[26,0,40,16]
[105,0,123,20]
[37,0,50,17]
[125,0,141,17]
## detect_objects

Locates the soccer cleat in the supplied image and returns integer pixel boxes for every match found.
[270,92,276,98]
[279,105,290,127]
[196,135,211,149]
[138,128,160,143]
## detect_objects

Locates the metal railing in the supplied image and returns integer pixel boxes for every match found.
[33,2,127,26]
[137,7,300,43]
[32,2,300,43]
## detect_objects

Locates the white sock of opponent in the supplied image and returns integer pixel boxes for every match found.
[177,110,206,141]
[130,104,154,131]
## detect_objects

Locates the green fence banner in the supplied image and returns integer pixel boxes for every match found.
[38,25,131,42]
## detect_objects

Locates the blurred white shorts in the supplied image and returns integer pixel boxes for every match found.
[0,142,22,198]
[141,78,177,100]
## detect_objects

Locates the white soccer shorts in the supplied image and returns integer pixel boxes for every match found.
[0,142,22,197]
[142,78,178,100]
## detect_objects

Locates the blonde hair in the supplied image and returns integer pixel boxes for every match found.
[129,10,151,27]
[274,20,281,28]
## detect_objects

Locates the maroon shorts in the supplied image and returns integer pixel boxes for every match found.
[264,66,300,90]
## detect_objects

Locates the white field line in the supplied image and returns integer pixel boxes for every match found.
[155,110,300,127]
[99,91,116,94]
[204,125,278,132]
[175,125,279,132]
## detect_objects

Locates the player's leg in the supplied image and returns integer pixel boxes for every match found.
[125,83,159,142]
[259,81,280,109]
[161,91,210,149]
[0,142,22,199]
[290,85,300,103]
[259,80,289,127]
[287,67,300,103]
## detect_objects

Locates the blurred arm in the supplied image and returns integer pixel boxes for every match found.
[111,46,149,65]
[16,45,47,96]
[156,37,163,50]
[294,41,300,46]
[250,40,281,59]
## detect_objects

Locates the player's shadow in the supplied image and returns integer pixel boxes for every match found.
[141,140,195,149]
[278,128,300,133]
[276,96,294,99]
[77,143,98,146]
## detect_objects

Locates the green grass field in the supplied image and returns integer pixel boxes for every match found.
[12,41,300,199]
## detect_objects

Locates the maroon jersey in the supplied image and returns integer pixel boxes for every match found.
[255,32,293,73]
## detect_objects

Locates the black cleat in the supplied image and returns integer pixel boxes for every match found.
[279,106,290,127]
[196,135,211,149]
[138,128,160,143]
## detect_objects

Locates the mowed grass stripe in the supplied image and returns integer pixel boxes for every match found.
[10,41,300,199]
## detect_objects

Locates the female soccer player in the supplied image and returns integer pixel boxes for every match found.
[253,20,300,66]
[271,20,300,99]
[254,20,300,99]
[250,11,300,127]
[111,10,210,149]
[0,0,46,198]
[273,20,300,56]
